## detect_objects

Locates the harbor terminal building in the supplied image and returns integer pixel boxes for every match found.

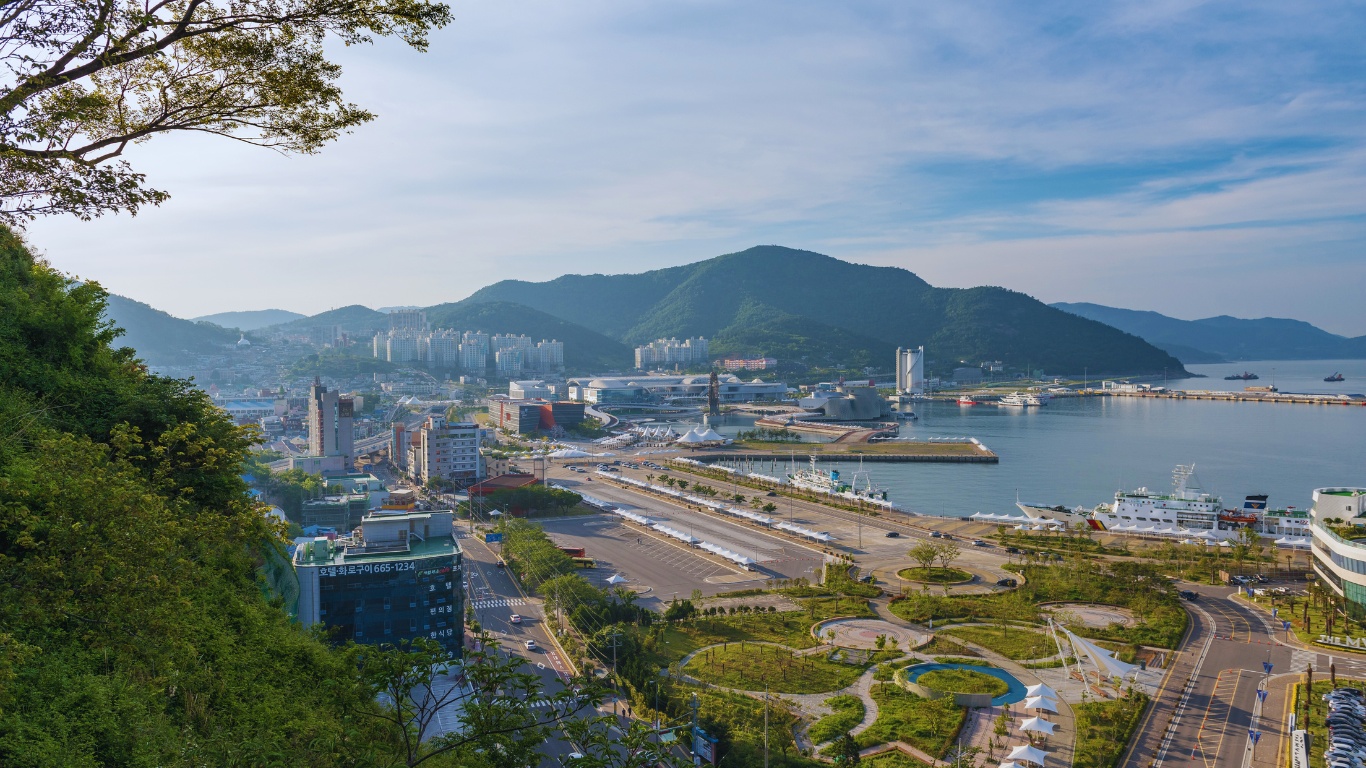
[566,374,786,405]
[294,510,464,656]
[1309,487,1366,617]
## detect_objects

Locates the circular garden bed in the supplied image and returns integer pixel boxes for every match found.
[898,567,973,584]
[916,668,1009,697]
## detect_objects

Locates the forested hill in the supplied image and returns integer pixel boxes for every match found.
[104,292,242,364]
[463,245,1185,374]
[423,300,631,372]
[1052,302,1366,363]
[194,308,304,330]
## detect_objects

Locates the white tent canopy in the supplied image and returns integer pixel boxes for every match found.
[1007,744,1050,765]
[1062,626,1139,680]
[1025,684,1058,699]
[1019,717,1057,735]
[697,428,726,442]
[1023,696,1058,713]
[605,573,628,585]
[675,429,706,444]
[548,448,597,458]
[998,762,1025,768]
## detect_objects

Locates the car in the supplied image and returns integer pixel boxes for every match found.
[1255,574,1269,583]
[930,531,943,538]
[972,539,988,547]
[495,560,506,568]
[524,640,537,650]
[1179,590,1199,601]
[885,531,900,538]
[510,614,522,624]
[996,578,1018,587]
[1005,547,1022,554]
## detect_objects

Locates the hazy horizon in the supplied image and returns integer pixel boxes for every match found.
[28,2,1366,335]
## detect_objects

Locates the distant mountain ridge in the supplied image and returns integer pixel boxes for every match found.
[1051,302,1366,363]
[462,245,1184,374]
[104,294,241,364]
[194,308,304,330]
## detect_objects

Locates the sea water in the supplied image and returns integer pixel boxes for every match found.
[658,359,1366,518]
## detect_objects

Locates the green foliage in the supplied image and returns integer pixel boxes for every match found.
[486,484,583,517]
[102,293,242,365]
[463,245,1186,374]
[898,567,972,584]
[915,669,1008,696]
[830,732,863,765]
[856,683,966,757]
[1072,693,1149,768]
[938,627,1058,661]
[686,643,868,694]
[809,695,866,745]
[288,350,397,379]
[499,518,578,591]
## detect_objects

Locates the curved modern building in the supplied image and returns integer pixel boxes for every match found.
[1309,487,1366,616]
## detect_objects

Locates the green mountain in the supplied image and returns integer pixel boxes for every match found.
[194,308,304,330]
[423,300,631,372]
[1052,302,1366,363]
[265,304,388,335]
[104,293,242,364]
[465,246,1185,375]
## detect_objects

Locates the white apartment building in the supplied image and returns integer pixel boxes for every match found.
[495,347,524,376]
[634,337,709,369]
[406,416,484,488]
[1310,487,1366,617]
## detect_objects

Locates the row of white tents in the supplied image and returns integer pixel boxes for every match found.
[608,473,837,543]
[578,476,761,569]
[675,427,727,445]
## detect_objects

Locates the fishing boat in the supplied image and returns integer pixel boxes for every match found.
[1326,373,1346,382]
[956,395,978,406]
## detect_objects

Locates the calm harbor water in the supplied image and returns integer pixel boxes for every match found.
[654,359,1366,519]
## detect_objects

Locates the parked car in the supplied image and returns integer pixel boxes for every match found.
[885,531,900,538]
[972,539,988,547]
[1005,547,1022,554]
[996,578,1018,587]
[1254,574,1269,583]
[930,531,943,538]
[1179,590,1199,601]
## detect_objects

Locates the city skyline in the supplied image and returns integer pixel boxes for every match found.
[26,2,1366,335]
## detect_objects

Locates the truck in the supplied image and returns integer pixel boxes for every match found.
[557,546,587,559]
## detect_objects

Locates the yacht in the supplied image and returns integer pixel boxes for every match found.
[998,392,1044,407]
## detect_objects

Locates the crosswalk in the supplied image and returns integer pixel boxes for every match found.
[470,598,526,609]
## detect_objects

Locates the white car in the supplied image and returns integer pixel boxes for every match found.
[524,639,537,650]
[509,614,522,624]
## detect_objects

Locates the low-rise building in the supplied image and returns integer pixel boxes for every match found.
[300,493,371,531]
[489,399,585,435]
[1310,487,1366,616]
[509,380,556,400]
[294,510,463,655]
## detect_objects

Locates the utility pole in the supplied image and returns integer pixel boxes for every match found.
[763,684,770,768]
[608,631,623,717]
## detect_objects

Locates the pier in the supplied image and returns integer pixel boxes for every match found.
[1110,390,1365,406]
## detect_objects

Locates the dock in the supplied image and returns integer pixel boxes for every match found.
[1110,390,1366,406]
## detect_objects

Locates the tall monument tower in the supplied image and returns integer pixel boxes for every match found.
[895,346,925,394]
[708,369,720,417]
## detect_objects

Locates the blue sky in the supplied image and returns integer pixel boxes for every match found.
[30,1,1366,334]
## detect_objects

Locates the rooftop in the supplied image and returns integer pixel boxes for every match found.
[295,533,460,567]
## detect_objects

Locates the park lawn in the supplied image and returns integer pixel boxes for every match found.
[856,683,966,757]
[917,669,1008,697]
[1073,693,1149,768]
[686,643,868,694]
[694,688,819,768]
[899,567,973,584]
[1292,680,1366,768]
[915,635,980,657]
[941,625,1059,660]
[808,695,866,745]
[864,753,937,768]
[652,598,874,664]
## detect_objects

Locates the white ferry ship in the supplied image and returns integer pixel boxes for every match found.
[787,454,889,502]
[1016,465,1312,542]
[999,392,1045,407]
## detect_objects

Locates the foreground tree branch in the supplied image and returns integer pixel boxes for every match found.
[0,0,452,223]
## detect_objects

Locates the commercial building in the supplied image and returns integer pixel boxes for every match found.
[1309,487,1366,616]
[307,378,354,469]
[489,399,586,435]
[406,416,483,488]
[566,374,786,405]
[634,337,709,369]
[717,357,777,371]
[293,510,463,655]
[509,380,556,400]
[327,473,391,508]
[895,346,926,394]
[288,455,349,476]
[300,493,371,530]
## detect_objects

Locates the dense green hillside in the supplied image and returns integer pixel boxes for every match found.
[104,293,242,364]
[465,246,1184,375]
[265,304,388,335]
[194,308,304,330]
[1053,302,1366,362]
[424,300,631,372]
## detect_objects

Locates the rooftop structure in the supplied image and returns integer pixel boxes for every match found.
[566,373,786,405]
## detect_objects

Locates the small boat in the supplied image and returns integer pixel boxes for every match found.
[1224,371,1259,381]
[1326,373,1345,382]
[956,395,978,406]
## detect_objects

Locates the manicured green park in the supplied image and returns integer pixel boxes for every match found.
[940,625,1058,660]
[916,668,1009,697]
[1073,693,1149,768]
[808,695,866,745]
[856,683,966,755]
[685,643,868,694]
[898,567,973,584]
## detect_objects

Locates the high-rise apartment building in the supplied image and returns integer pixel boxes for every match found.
[495,347,524,376]
[634,337,709,369]
[388,309,428,332]
[307,378,354,468]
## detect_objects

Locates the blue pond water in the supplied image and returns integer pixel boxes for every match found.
[901,662,1027,706]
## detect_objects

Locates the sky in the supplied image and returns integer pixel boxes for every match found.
[26,1,1366,335]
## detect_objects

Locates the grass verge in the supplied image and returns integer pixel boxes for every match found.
[856,682,966,757]
[917,669,1008,696]
[808,695,866,745]
[899,567,973,584]
[1072,693,1149,768]
[686,643,868,694]
[940,625,1058,660]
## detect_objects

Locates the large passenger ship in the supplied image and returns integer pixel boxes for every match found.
[1016,465,1312,542]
